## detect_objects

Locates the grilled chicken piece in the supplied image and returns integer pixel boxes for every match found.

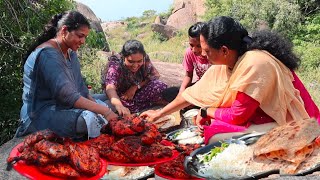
[18,129,58,153]
[38,163,80,178]
[7,147,52,170]
[86,134,115,149]
[141,123,162,145]
[130,116,146,132]
[111,136,152,163]
[148,143,173,158]
[111,136,172,163]
[34,139,69,160]
[174,144,201,155]
[102,148,131,163]
[157,144,202,179]
[67,143,101,176]
[86,134,120,161]
[111,119,137,136]
[102,116,162,145]
[158,154,193,179]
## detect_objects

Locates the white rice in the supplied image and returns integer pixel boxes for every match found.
[102,166,154,180]
[197,143,254,179]
[178,136,204,144]
[174,129,198,140]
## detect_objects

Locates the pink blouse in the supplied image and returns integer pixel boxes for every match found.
[213,71,319,125]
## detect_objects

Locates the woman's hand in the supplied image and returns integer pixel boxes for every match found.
[121,85,138,100]
[115,104,131,116]
[195,110,204,130]
[140,110,161,122]
[195,109,211,130]
[102,110,118,120]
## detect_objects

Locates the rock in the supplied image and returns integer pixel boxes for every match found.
[76,2,103,32]
[151,23,178,39]
[172,0,185,13]
[137,32,149,39]
[154,16,161,24]
[0,138,26,180]
[101,21,126,32]
[152,61,184,87]
[166,6,196,30]
[137,22,148,28]
[167,0,206,30]
[76,2,109,51]
[122,32,131,40]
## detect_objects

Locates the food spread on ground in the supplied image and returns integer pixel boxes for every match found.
[197,143,257,179]
[153,111,182,131]
[102,165,154,180]
[167,126,204,144]
[250,118,320,174]
[7,117,320,179]
[7,129,104,179]
[94,116,175,164]
[187,118,320,179]
[7,116,176,179]
[156,144,203,179]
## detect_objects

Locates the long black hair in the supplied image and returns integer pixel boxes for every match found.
[188,22,205,38]
[120,39,146,58]
[201,16,300,70]
[23,10,90,65]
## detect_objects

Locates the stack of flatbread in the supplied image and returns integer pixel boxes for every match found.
[153,111,181,131]
[251,118,320,174]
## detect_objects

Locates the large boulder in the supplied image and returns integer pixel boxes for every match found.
[151,23,178,39]
[166,0,206,30]
[154,16,161,24]
[101,21,126,32]
[76,2,103,32]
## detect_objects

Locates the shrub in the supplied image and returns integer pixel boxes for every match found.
[204,0,302,34]
[78,48,107,93]
[85,31,108,50]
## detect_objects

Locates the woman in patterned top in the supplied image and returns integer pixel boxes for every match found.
[103,40,168,115]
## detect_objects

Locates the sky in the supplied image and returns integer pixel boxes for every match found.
[75,0,173,22]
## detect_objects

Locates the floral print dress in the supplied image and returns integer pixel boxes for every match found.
[103,54,167,113]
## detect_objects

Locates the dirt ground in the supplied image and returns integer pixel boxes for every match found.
[152,61,185,87]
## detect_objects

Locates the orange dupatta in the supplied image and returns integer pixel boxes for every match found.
[182,50,309,125]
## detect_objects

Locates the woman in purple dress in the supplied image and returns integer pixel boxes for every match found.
[103,40,168,115]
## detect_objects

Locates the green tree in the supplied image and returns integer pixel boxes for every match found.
[142,10,157,18]
[204,0,302,34]
[296,0,320,16]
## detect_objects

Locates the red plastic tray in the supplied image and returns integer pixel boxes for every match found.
[155,164,204,180]
[8,142,107,180]
[107,149,179,166]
